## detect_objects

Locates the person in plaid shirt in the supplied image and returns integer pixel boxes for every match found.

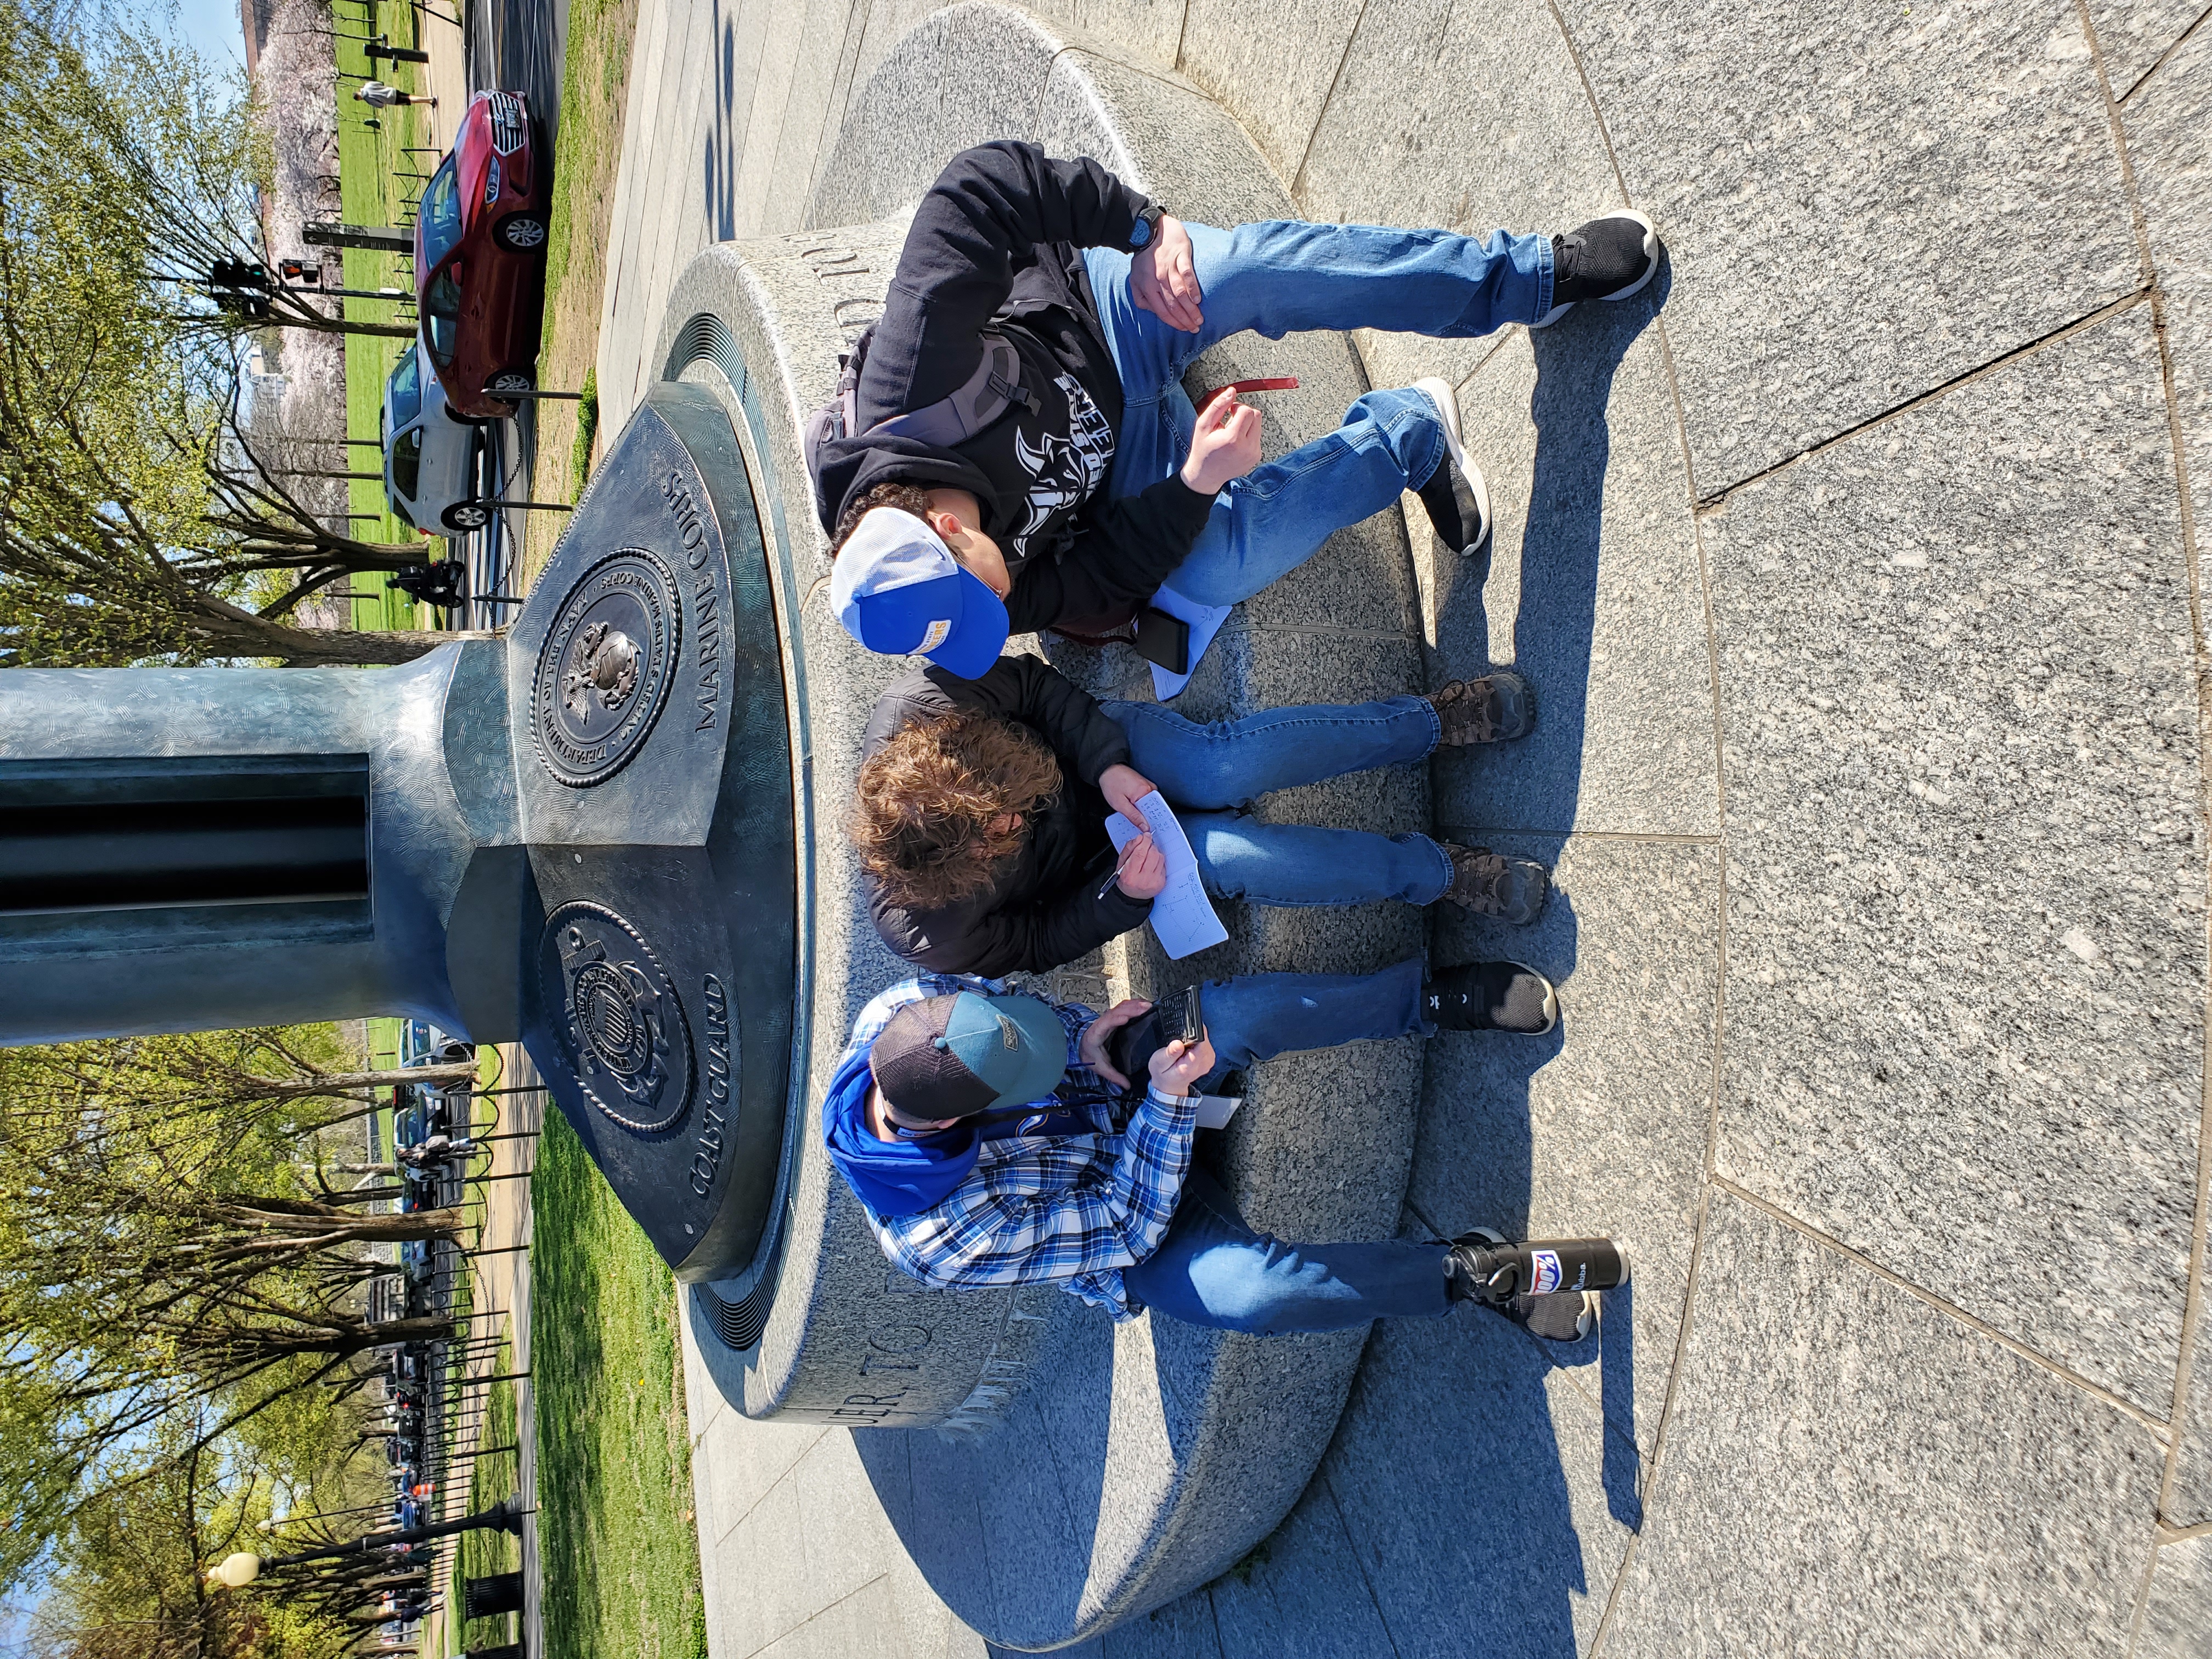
[823,956,1626,1342]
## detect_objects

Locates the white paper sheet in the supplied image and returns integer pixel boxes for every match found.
[1105,790,1228,959]
[1146,585,1234,702]
[1195,1093,1241,1130]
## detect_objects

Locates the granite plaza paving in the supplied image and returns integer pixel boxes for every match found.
[583,2,2212,1653]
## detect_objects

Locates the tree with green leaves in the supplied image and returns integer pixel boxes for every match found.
[0,1026,479,1582]
[0,9,413,345]
[0,9,464,669]
[0,269,455,667]
[28,1414,388,1659]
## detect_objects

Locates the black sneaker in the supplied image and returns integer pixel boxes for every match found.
[1446,1229,1599,1343]
[1409,377,1492,557]
[1531,209,1660,329]
[1440,844,1550,924]
[1424,961,1558,1035]
[1429,670,1534,745]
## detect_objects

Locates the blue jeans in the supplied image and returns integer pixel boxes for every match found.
[1102,693,1453,908]
[1084,221,1553,608]
[1124,958,1452,1334]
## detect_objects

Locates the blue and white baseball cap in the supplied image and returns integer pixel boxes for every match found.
[830,507,1008,678]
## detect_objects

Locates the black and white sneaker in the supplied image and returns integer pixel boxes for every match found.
[1447,1229,1600,1343]
[1410,377,1493,557]
[1531,210,1661,329]
[1424,961,1558,1035]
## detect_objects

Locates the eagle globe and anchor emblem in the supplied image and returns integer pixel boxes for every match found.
[531,548,682,787]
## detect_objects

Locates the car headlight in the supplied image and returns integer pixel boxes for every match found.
[483,155,501,205]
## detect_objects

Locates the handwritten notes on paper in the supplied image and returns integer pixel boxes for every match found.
[1105,791,1228,960]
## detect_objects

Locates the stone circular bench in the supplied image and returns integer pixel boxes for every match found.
[668,5,1432,1645]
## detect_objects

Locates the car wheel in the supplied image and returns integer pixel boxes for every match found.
[486,367,535,399]
[442,499,491,532]
[494,212,548,252]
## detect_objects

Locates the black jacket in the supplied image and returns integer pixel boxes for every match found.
[860,657,1154,977]
[812,141,1214,634]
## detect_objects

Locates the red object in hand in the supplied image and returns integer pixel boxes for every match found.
[1197,376,1299,412]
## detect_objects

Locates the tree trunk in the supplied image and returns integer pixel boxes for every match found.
[187,596,491,665]
[225,1203,470,1242]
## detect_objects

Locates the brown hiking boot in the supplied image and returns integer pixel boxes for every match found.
[1429,671,1535,746]
[1440,844,1550,924]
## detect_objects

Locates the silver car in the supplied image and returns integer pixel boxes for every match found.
[381,339,489,534]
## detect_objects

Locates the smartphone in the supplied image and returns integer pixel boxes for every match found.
[1133,606,1191,676]
[1174,984,1205,1047]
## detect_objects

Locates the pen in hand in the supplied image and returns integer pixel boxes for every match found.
[1098,836,1144,900]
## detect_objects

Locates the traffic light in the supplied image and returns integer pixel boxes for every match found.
[208,258,273,318]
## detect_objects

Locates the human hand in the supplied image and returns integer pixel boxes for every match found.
[1097,764,1156,828]
[1131,215,1201,331]
[1180,391,1262,496]
[1148,1033,1217,1096]
[1078,998,1153,1088]
[1113,831,1166,899]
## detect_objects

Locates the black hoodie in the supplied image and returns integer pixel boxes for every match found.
[859,657,1155,977]
[811,142,1215,635]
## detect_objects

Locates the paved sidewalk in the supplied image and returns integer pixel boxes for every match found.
[607,2,2212,1653]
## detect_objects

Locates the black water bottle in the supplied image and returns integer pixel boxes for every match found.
[1462,1237,1627,1305]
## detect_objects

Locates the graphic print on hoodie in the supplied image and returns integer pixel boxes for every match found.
[1008,374,1115,560]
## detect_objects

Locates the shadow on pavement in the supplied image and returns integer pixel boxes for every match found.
[1270,276,1667,1656]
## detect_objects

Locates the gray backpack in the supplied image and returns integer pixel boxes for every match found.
[804,327,1038,529]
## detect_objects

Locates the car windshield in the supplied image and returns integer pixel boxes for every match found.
[423,270,461,364]
[420,155,463,267]
[386,349,423,428]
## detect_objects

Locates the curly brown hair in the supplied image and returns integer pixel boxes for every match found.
[853,711,1063,911]
[832,480,936,558]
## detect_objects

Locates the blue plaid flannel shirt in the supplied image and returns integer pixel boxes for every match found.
[833,974,1200,1319]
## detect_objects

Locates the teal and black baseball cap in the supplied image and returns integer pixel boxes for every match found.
[867,991,1068,1120]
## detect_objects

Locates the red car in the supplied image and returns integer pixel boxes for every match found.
[414,90,550,418]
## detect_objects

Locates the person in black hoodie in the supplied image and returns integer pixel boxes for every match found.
[853,654,1550,978]
[812,140,1660,686]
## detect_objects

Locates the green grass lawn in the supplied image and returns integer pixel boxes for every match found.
[531,1108,707,1659]
[333,1,443,633]
[520,0,641,582]
[453,1355,521,1656]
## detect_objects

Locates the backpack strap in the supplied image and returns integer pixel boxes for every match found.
[864,331,1038,448]
[804,327,1041,530]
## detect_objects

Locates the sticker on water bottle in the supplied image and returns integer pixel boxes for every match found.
[1529,1249,1564,1296]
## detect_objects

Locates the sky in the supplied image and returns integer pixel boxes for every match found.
[168,0,247,69]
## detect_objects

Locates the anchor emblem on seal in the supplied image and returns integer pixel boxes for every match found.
[559,921,672,1115]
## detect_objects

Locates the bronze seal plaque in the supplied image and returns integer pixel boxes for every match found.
[540,901,694,1133]
[532,549,681,786]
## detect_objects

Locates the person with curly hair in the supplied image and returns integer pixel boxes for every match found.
[854,654,1550,979]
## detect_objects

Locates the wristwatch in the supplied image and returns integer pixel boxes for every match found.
[1131,202,1166,249]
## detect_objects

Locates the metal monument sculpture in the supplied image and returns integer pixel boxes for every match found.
[0,383,796,1287]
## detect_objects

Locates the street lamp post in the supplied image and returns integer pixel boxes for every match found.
[210,1496,527,1587]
